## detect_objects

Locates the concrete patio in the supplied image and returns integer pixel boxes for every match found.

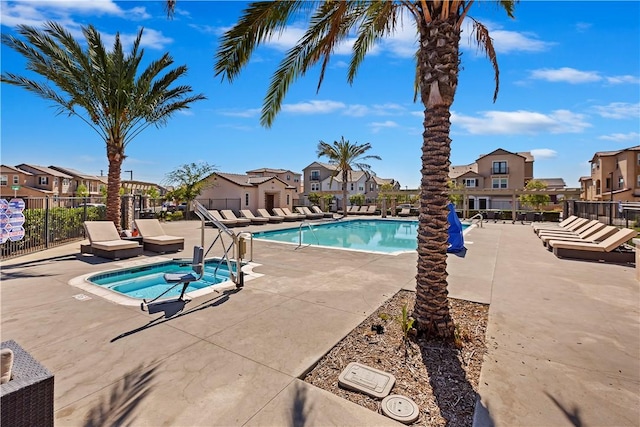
[1,219,638,426]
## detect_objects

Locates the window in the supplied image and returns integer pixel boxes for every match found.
[310,170,320,180]
[637,175,640,187]
[12,175,19,184]
[310,183,320,191]
[39,176,49,185]
[618,177,624,189]
[294,177,299,182]
[464,179,476,188]
[286,195,290,204]
[0,175,7,186]
[286,174,291,181]
[492,161,507,174]
[62,178,70,186]
[358,186,363,191]
[370,183,375,191]
[606,177,611,189]
[350,183,354,191]
[591,162,597,171]
[245,193,249,206]
[492,178,507,189]
[637,154,640,165]
[53,178,58,186]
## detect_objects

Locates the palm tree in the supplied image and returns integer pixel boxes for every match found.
[317,137,381,216]
[1,22,205,228]
[168,1,515,338]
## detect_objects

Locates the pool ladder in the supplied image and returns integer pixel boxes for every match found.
[296,221,319,250]
[468,212,484,228]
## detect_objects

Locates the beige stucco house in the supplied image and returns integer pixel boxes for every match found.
[581,145,640,201]
[198,172,298,213]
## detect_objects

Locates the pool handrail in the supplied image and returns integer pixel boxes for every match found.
[296,221,320,250]
[468,212,484,228]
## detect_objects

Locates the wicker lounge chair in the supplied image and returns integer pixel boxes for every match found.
[81,221,143,260]
[273,207,303,221]
[282,207,306,220]
[549,228,637,263]
[363,205,377,215]
[206,210,237,227]
[240,209,269,225]
[311,206,334,218]
[1,340,54,427]
[256,209,284,223]
[296,206,324,219]
[134,219,184,253]
[221,210,251,226]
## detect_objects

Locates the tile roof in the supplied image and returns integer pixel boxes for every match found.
[16,164,73,178]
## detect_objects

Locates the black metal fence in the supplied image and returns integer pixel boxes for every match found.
[194,198,241,212]
[564,200,640,227]
[1,197,107,260]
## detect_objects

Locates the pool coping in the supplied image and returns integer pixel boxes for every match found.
[68,255,264,306]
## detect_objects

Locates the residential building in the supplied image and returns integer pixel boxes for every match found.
[245,168,301,192]
[449,148,534,210]
[581,145,640,201]
[9,164,74,198]
[198,172,298,213]
[48,166,107,196]
[302,161,400,207]
[535,178,567,203]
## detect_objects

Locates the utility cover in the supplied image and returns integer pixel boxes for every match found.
[338,362,395,399]
[381,394,420,424]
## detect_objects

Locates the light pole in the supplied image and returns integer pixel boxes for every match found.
[609,171,614,225]
[124,170,133,194]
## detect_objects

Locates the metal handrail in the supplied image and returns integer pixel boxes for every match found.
[468,212,484,228]
[296,221,319,249]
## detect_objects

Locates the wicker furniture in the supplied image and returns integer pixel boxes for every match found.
[0,340,54,427]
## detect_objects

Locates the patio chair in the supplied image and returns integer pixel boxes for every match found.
[134,219,184,253]
[364,205,377,215]
[347,205,359,213]
[550,228,637,263]
[532,215,579,233]
[221,210,251,226]
[81,221,143,260]
[537,220,601,239]
[534,217,589,236]
[542,225,617,247]
[296,206,324,219]
[274,207,303,221]
[398,207,412,217]
[206,210,237,227]
[282,207,306,220]
[1,340,54,427]
[256,209,284,223]
[240,209,269,225]
[311,206,334,218]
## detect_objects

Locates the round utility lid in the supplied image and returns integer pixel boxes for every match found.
[381,394,420,424]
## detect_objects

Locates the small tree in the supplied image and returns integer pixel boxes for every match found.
[165,162,217,219]
[519,180,551,211]
[349,193,365,207]
[308,192,321,205]
[147,187,160,211]
[76,183,89,198]
[321,194,334,211]
[448,181,463,208]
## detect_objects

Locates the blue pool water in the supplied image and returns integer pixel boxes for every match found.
[87,259,237,300]
[253,219,469,254]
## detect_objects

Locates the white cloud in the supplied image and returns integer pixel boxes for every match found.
[344,103,406,117]
[598,132,640,142]
[530,67,601,84]
[103,28,173,51]
[575,22,592,32]
[452,109,591,135]
[593,102,640,119]
[530,149,557,159]
[282,100,345,114]
[370,120,399,133]
[219,108,261,118]
[606,75,640,85]
[460,20,552,54]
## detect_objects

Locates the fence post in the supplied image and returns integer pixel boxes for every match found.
[44,197,50,249]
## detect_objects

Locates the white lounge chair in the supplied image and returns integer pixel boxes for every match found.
[296,206,324,219]
[221,210,251,226]
[542,225,617,247]
[256,209,284,223]
[134,219,184,253]
[207,210,237,227]
[549,228,637,263]
[311,206,334,218]
[273,207,303,221]
[81,221,143,260]
[240,209,269,225]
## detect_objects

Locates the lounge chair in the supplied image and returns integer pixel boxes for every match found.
[363,205,377,215]
[240,209,269,225]
[537,220,601,239]
[133,219,184,253]
[207,210,237,227]
[275,207,304,221]
[81,221,143,260]
[398,207,412,217]
[311,206,334,218]
[542,225,617,247]
[256,209,284,223]
[347,205,359,213]
[296,206,324,219]
[550,228,637,263]
[532,215,579,233]
[221,210,251,226]
[282,207,306,220]
[534,217,589,236]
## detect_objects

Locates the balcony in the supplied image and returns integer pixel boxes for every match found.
[491,167,509,175]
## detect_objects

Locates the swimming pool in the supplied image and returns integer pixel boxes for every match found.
[252,219,470,255]
[70,257,262,305]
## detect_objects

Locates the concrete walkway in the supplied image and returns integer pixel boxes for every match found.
[1,219,638,426]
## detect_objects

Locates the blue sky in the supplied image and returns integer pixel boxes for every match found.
[1,1,639,189]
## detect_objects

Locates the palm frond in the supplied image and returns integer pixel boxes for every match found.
[472,19,500,102]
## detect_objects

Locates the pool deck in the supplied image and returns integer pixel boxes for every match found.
[1,218,638,426]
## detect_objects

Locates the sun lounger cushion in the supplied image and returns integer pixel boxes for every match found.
[143,235,184,245]
[85,221,121,243]
[91,239,141,251]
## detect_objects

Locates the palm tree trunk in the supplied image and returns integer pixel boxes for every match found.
[342,170,348,217]
[413,16,460,338]
[106,143,124,230]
